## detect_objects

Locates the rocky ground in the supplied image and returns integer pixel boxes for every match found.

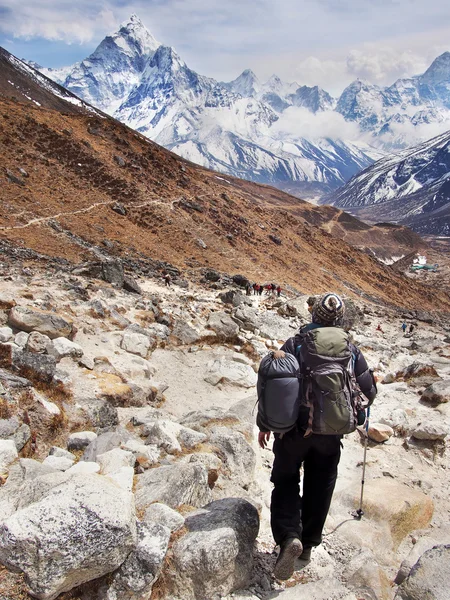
[0,258,449,600]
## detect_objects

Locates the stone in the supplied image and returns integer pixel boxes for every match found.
[144,503,185,532]
[97,448,135,475]
[121,439,160,466]
[86,399,119,429]
[0,474,136,600]
[12,349,57,382]
[0,326,13,343]
[188,452,223,471]
[26,331,51,353]
[172,321,202,345]
[81,431,126,462]
[47,337,84,360]
[67,431,97,451]
[209,428,255,488]
[146,420,206,454]
[66,461,100,475]
[121,331,150,358]
[368,423,394,443]
[411,423,448,441]
[123,275,142,295]
[204,358,257,388]
[99,521,170,600]
[15,331,29,347]
[8,305,74,339]
[49,447,76,461]
[0,368,31,390]
[0,439,18,472]
[420,380,450,405]
[42,455,75,471]
[395,544,450,600]
[0,417,30,451]
[169,498,259,600]
[102,259,124,287]
[207,312,239,339]
[135,463,212,511]
[338,479,433,547]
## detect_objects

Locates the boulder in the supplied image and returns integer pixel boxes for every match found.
[144,503,185,532]
[121,331,150,358]
[338,479,433,547]
[86,399,119,429]
[0,326,13,343]
[81,431,123,462]
[97,521,170,600]
[67,431,97,451]
[207,312,239,339]
[0,368,31,389]
[0,474,137,600]
[11,349,57,382]
[42,455,75,471]
[146,420,206,454]
[395,544,450,600]
[232,306,260,332]
[209,427,255,488]
[26,331,51,353]
[420,381,450,405]
[169,498,259,600]
[47,337,83,360]
[97,448,135,475]
[172,321,202,345]
[347,550,393,600]
[368,423,394,443]
[0,438,18,473]
[411,423,448,441]
[135,463,212,511]
[102,259,124,287]
[204,358,257,388]
[123,275,142,295]
[0,417,31,451]
[8,305,73,339]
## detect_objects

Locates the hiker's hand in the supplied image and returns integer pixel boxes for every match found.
[258,431,271,449]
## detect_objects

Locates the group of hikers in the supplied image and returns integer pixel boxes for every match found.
[401,321,415,335]
[256,292,377,580]
[246,281,282,297]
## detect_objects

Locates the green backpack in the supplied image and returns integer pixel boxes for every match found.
[298,327,363,436]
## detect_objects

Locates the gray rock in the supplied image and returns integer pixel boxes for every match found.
[123,275,142,295]
[98,521,170,600]
[172,321,202,345]
[170,498,259,600]
[232,306,260,332]
[8,305,74,339]
[420,380,450,405]
[81,431,122,461]
[67,431,97,451]
[0,474,136,600]
[0,368,31,390]
[121,331,150,358]
[47,337,84,360]
[26,331,51,354]
[209,428,256,488]
[144,503,185,532]
[411,423,448,441]
[0,326,13,343]
[49,447,76,461]
[395,544,450,600]
[0,418,29,452]
[42,455,75,471]
[14,331,29,347]
[135,463,212,511]
[97,448,135,475]
[0,439,18,472]
[204,358,257,388]
[207,312,239,339]
[12,350,57,383]
[102,259,124,287]
[86,400,119,429]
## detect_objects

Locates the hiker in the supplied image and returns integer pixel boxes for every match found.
[409,323,415,334]
[246,282,252,296]
[271,283,277,295]
[253,282,258,295]
[259,284,263,296]
[376,323,384,333]
[276,285,282,298]
[255,283,260,295]
[401,322,407,334]
[265,284,272,295]
[257,293,377,580]
[162,271,171,287]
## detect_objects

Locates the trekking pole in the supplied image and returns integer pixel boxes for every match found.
[354,406,370,520]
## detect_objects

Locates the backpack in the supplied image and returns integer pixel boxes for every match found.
[257,351,301,433]
[297,327,362,436]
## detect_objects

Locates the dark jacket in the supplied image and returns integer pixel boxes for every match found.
[257,323,377,432]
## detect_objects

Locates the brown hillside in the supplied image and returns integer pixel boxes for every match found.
[0,49,449,311]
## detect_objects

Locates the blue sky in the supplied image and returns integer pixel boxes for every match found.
[1,0,450,94]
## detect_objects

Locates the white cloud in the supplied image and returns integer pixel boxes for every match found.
[271,106,362,141]
[346,48,428,83]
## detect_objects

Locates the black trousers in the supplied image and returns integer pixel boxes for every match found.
[270,430,341,548]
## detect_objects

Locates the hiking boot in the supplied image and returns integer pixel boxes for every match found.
[299,546,312,561]
[273,537,303,580]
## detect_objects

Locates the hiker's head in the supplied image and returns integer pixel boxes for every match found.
[312,293,345,325]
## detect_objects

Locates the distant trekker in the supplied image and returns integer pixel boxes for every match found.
[276,285,282,297]
[376,323,384,333]
[409,323,415,334]
[163,272,171,287]
[401,322,407,334]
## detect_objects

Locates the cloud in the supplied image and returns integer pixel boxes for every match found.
[271,106,362,141]
[346,48,428,83]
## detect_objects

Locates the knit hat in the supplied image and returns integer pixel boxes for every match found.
[312,293,345,324]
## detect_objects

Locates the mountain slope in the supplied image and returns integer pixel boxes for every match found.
[322,130,450,235]
[1,47,447,310]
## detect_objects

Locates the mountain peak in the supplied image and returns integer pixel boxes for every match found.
[421,51,450,85]
[115,14,161,55]
[227,68,260,97]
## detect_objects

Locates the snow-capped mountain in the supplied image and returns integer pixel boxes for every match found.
[322,130,450,235]
[38,15,379,197]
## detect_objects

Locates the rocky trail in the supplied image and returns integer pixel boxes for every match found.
[0,257,449,600]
